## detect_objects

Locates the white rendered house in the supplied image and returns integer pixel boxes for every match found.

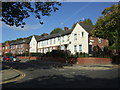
[37,23,92,54]
[29,35,41,53]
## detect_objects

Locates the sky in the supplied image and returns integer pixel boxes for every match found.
[1,2,118,43]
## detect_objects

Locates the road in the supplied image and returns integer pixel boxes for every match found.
[1,60,120,88]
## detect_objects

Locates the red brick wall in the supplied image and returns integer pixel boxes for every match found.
[42,57,66,63]
[18,56,41,60]
[89,36,109,49]
[77,57,112,65]
[17,56,112,65]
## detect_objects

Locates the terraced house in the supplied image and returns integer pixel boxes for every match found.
[30,22,109,54]
[10,39,31,55]
[30,23,108,54]
[1,23,108,56]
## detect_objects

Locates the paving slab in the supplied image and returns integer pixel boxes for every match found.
[1,69,20,82]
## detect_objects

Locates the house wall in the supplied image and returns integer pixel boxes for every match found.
[37,23,89,54]
[69,23,89,54]
[3,42,11,54]
[0,43,2,56]
[29,36,37,53]
[11,44,29,55]
[89,36,109,49]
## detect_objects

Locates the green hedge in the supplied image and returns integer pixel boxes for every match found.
[44,50,71,58]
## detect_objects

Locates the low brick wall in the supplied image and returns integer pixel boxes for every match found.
[42,57,112,64]
[42,57,66,63]
[76,57,112,65]
[18,56,41,60]
[17,56,112,64]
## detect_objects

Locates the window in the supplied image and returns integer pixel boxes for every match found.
[50,39,52,44]
[54,38,55,44]
[74,45,77,52]
[79,45,82,52]
[61,45,65,50]
[50,47,52,52]
[82,32,84,37]
[53,47,56,50]
[67,35,70,41]
[98,38,101,43]
[74,34,77,40]
[62,36,64,42]
[46,40,48,45]
[58,37,60,41]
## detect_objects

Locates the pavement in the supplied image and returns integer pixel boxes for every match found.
[0,67,26,84]
[63,64,120,70]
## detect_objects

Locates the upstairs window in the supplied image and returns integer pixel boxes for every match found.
[67,35,70,41]
[50,39,52,44]
[54,38,55,44]
[82,32,84,37]
[62,36,64,42]
[58,37,60,41]
[74,34,77,40]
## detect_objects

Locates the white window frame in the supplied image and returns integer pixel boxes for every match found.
[74,34,77,40]
[79,45,82,52]
[74,45,77,53]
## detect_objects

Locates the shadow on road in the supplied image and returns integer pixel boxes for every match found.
[2,60,70,70]
[3,74,119,88]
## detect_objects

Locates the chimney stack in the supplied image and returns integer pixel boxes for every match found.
[41,33,49,37]
[64,27,69,31]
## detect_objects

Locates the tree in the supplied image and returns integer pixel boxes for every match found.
[50,28,63,35]
[1,1,61,28]
[82,18,94,26]
[71,18,94,30]
[91,2,120,51]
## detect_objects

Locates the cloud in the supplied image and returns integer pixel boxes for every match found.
[2,22,44,31]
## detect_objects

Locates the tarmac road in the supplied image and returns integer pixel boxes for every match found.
[1,60,120,88]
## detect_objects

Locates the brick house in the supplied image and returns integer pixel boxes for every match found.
[10,39,31,55]
[2,42,11,55]
[88,36,109,54]
[0,43,2,56]
[35,22,109,54]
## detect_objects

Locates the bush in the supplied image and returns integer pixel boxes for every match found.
[5,53,12,57]
[44,50,71,58]
[30,53,43,57]
[70,52,89,58]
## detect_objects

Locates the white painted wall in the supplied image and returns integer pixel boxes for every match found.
[38,34,70,49]
[69,23,89,54]
[29,36,37,53]
[37,23,89,54]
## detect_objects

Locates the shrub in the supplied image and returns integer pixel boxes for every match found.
[5,53,12,57]
[30,53,43,57]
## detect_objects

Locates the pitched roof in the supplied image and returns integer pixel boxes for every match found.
[34,35,42,42]
[38,30,72,41]
[78,23,94,33]
[10,39,31,45]
[38,23,94,42]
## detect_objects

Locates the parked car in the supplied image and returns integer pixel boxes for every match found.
[10,56,21,62]
[3,56,11,62]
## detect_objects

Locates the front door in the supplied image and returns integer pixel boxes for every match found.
[89,45,92,54]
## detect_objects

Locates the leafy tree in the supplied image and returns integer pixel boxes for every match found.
[71,18,94,30]
[1,1,61,28]
[82,18,94,26]
[50,28,63,35]
[91,2,120,53]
